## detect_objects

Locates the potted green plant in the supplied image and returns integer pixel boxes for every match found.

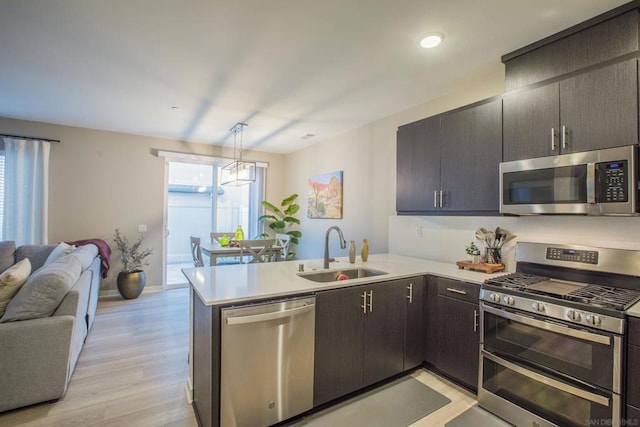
[465,242,481,263]
[113,229,153,299]
[258,193,302,259]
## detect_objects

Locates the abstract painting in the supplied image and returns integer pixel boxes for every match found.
[307,171,343,218]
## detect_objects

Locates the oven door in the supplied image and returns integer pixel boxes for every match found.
[480,350,619,427]
[481,303,621,393]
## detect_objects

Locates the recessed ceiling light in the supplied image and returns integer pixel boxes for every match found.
[420,33,444,49]
[171,106,179,110]
[301,133,315,140]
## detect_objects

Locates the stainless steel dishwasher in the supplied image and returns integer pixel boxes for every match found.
[220,296,315,427]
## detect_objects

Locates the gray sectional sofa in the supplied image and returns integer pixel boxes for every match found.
[0,241,103,412]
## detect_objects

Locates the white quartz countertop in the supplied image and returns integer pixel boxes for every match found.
[182,253,508,306]
[626,301,640,318]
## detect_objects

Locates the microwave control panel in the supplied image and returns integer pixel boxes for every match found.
[596,160,628,203]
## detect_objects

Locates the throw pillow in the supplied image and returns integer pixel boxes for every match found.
[0,255,82,322]
[44,242,76,265]
[0,241,16,274]
[0,258,31,317]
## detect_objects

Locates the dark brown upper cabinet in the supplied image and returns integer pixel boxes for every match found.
[503,7,639,91]
[396,99,501,214]
[503,59,638,162]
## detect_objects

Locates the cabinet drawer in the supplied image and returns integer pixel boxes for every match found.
[628,344,640,408]
[629,317,640,346]
[437,277,479,304]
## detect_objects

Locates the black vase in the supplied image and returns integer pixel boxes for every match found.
[117,271,146,299]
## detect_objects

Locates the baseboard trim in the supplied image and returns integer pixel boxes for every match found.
[99,285,164,299]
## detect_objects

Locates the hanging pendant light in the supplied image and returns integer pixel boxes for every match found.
[221,122,256,186]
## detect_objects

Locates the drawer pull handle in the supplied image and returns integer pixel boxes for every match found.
[446,288,467,295]
[406,283,413,303]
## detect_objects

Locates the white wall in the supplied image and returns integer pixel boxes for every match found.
[286,63,506,260]
[0,117,287,294]
[389,215,640,273]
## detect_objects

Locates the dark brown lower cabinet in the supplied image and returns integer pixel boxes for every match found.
[403,276,426,371]
[626,318,640,423]
[314,278,423,406]
[434,278,480,391]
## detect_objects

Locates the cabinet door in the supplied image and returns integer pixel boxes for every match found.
[314,286,365,406]
[440,99,502,212]
[403,276,426,370]
[436,296,480,390]
[396,117,441,213]
[424,276,439,365]
[560,59,638,153]
[363,281,406,387]
[503,83,560,161]
[627,344,640,408]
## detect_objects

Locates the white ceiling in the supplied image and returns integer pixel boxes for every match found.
[0,0,630,153]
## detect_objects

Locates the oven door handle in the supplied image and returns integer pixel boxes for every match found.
[482,304,611,346]
[482,351,610,407]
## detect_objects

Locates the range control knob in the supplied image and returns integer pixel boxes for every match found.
[532,302,545,312]
[490,293,501,303]
[586,314,602,326]
[567,310,582,322]
[503,295,515,306]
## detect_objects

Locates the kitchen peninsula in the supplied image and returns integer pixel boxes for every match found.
[183,253,505,427]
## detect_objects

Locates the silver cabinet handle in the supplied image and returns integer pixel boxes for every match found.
[361,291,367,314]
[473,309,479,332]
[367,290,373,312]
[406,283,413,303]
[434,190,438,208]
[551,127,556,151]
[439,190,444,208]
[446,287,467,295]
[561,125,567,149]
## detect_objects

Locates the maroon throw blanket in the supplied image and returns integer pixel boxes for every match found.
[66,238,112,278]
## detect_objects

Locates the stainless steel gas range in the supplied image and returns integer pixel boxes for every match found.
[478,242,640,427]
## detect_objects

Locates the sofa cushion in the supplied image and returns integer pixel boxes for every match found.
[70,244,99,271]
[44,242,76,265]
[16,244,56,272]
[0,255,82,322]
[0,241,16,274]
[0,258,31,317]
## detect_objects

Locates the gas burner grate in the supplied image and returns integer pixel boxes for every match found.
[484,272,547,289]
[566,285,640,311]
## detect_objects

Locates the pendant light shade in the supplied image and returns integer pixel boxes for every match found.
[221,122,256,186]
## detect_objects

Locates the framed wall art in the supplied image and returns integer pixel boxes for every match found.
[307,170,343,219]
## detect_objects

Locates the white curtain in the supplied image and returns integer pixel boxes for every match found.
[3,138,50,245]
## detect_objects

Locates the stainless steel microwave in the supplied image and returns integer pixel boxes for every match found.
[500,145,638,215]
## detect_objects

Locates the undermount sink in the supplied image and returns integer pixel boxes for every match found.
[298,268,388,283]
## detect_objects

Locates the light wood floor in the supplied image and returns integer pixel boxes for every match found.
[0,288,478,427]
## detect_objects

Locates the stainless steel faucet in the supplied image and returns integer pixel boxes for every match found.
[324,226,346,269]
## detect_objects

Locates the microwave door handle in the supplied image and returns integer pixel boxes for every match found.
[587,163,596,204]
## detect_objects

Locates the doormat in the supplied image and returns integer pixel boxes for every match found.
[445,404,513,427]
[289,376,451,427]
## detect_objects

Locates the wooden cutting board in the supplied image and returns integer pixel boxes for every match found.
[456,260,505,273]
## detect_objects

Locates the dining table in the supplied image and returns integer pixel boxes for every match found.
[200,241,282,266]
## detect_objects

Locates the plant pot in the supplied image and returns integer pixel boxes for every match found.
[117,270,146,299]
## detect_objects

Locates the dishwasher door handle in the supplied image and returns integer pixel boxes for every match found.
[226,303,315,325]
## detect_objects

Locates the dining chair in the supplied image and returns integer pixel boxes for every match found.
[239,239,275,263]
[274,233,292,261]
[190,236,204,267]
